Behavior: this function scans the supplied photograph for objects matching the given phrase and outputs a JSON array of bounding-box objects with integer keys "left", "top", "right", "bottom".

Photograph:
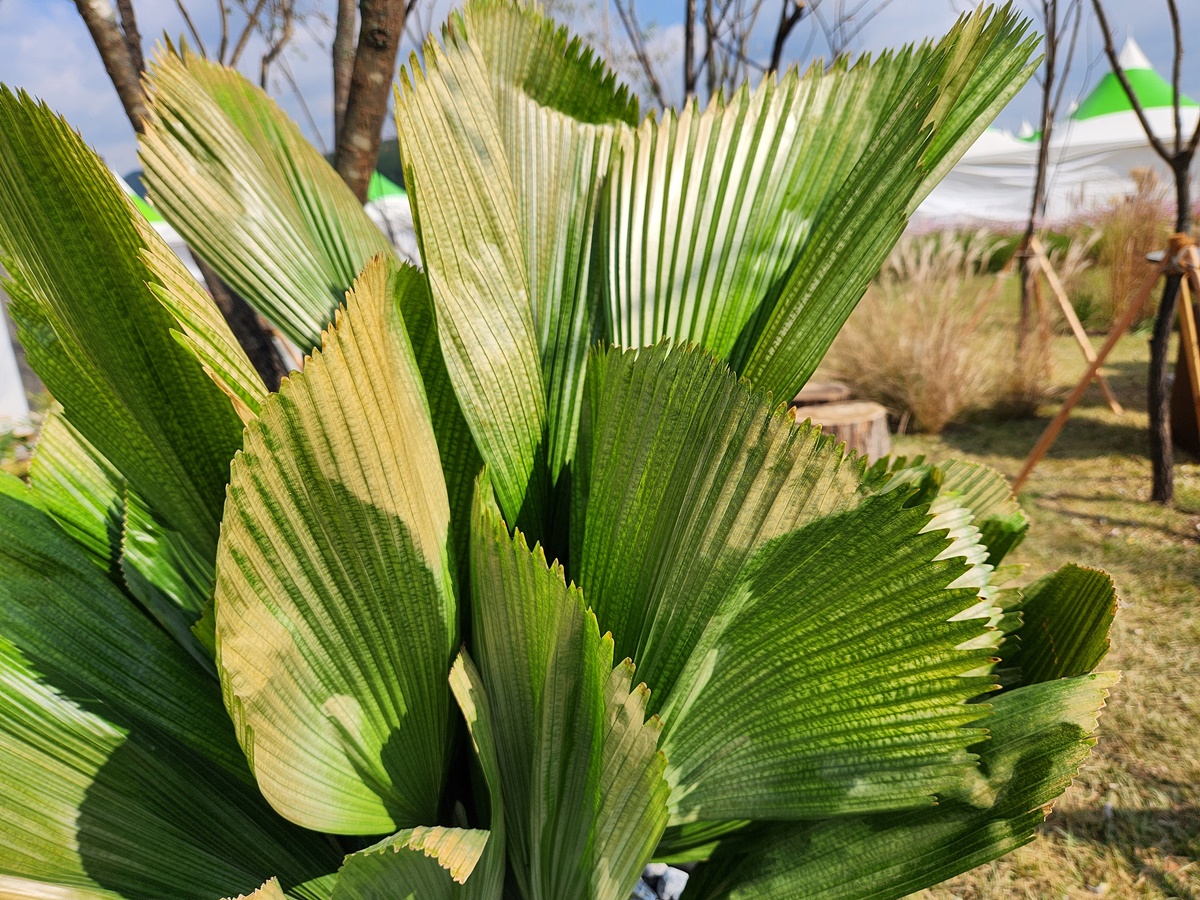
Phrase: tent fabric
[
  {"left": 1073, "top": 69, "right": 1198, "bottom": 120},
  {"left": 368, "top": 171, "right": 406, "bottom": 201},
  {"left": 1073, "top": 39, "right": 1196, "bottom": 120},
  {"left": 0, "top": 289, "right": 29, "bottom": 424},
  {"left": 917, "top": 38, "right": 1197, "bottom": 226}
]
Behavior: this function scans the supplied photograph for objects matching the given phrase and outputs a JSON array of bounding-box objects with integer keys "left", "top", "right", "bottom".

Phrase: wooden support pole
[
  {"left": 1029, "top": 235, "right": 1124, "bottom": 415},
  {"left": 1176, "top": 248, "right": 1200, "bottom": 438},
  {"left": 1013, "top": 255, "right": 1169, "bottom": 492}
]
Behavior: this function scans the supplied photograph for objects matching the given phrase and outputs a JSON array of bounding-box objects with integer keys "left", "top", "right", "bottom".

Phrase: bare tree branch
[
  {"left": 704, "top": 0, "right": 717, "bottom": 95},
  {"left": 821, "top": 0, "right": 892, "bottom": 58},
  {"left": 1048, "top": 0, "right": 1082, "bottom": 119},
  {"left": 1161, "top": 0, "right": 1200, "bottom": 156},
  {"left": 174, "top": 0, "right": 208, "bottom": 57},
  {"left": 611, "top": 0, "right": 668, "bottom": 106},
  {"left": 1091, "top": 0, "right": 1197, "bottom": 505},
  {"left": 73, "top": 0, "right": 148, "bottom": 131},
  {"left": 217, "top": 0, "right": 230, "bottom": 62},
  {"left": 715, "top": 32, "right": 766, "bottom": 75},
  {"left": 229, "top": 0, "right": 268, "bottom": 67},
  {"left": 259, "top": 2, "right": 294, "bottom": 88},
  {"left": 115, "top": 0, "right": 145, "bottom": 73},
  {"left": 1089, "top": 0, "right": 1172, "bottom": 162},
  {"left": 333, "top": 0, "right": 357, "bottom": 141},
  {"left": 769, "top": 0, "right": 807, "bottom": 74},
  {"left": 401, "top": 0, "right": 431, "bottom": 48},
  {"left": 278, "top": 55, "right": 327, "bottom": 153},
  {"left": 1167, "top": 0, "right": 1182, "bottom": 155}
]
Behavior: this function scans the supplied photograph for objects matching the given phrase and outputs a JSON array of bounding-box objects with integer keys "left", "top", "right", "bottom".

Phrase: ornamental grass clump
[
  {"left": 826, "top": 231, "right": 1007, "bottom": 433},
  {"left": 0, "top": 3, "right": 1118, "bottom": 898}
]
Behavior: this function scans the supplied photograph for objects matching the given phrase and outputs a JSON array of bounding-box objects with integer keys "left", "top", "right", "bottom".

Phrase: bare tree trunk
[
  {"left": 259, "top": 6, "right": 295, "bottom": 88},
  {"left": 192, "top": 256, "right": 288, "bottom": 390},
  {"left": 335, "top": 0, "right": 407, "bottom": 203},
  {"left": 1149, "top": 165, "right": 1191, "bottom": 502},
  {"left": 74, "top": 0, "right": 149, "bottom": 131},
  {"left": 334, "top": 0, "right": 358, "bottom": 139},
  {"left": 684, "top": 0, "right": 697, "bottom": 97},
  {"left": 1091, "top": 0, "right": 1200, "bottom": 504}
]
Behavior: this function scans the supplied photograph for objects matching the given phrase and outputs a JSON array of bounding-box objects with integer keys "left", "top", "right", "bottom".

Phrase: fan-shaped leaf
[
  {"left": 683, "top": 672, "right": 1115, "bottom": 899},
  {"left": 572, "top": 343, "right": 863, "bottom": 705},
  {"left": 0, "top": 88, "right": 243, "bottom": 560},
  {"left": 0, "top": 639, "right": 338, "bottom": 900},
  {"left": 1008, "top": 565, "right": 1116, "bottom": 686},
  {"left": 396, "top": 30, "right": 547, "bottom": 527},
  {"left": 471, "top": 477, "right": 668, "bottom": 900},
  {"left": 141, "top": 231, "right": 268, "bottom": 423},
  {"left": 0, "top": 477, "right": 240, "bottom": 776},
  {"left": 332, "top": 828, "right": 492, "bottom": 900},
  {"left": 875, "top": 458, "right": 1028, "bottom": 565},
  {"left": 739, "top": 6, "right": 1038, "bottom": 398},
  {"left": 465, "top": 0, "right": 637, "bottom": 481},
  {"left": 141, "top": 50, "right": 393, "bottom": 350},
  {"left": 215, "top": 257, "right": 456, "bottom": 834},
  {"left": 601, "top": 62, "right": 876, "bottom": 359},
  {"left": 27, "top": 411, "right": 125, "bottom": 577},
  {"left": 658, "top": 488, "right": 996, "bottom": 823},
  {"left": 27, "top": 412, "right": 211, "bottom": 664},
  {"left": 331, "top": 653, "right": 508, "bottom": 900},
  {"left": 0, "top": 487, "right": 339, "bottom": 898},
  {"left": 226, "top": 878, "right": 287, "bottom": 900}
]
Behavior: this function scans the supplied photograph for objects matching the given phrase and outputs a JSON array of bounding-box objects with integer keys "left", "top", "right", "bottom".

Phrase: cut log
[
  {"left": 791, "top": 380, "right": 852, "bottom": 407},
  {"left": 791, "top": 400, "right": 891, "bottom": 461}
]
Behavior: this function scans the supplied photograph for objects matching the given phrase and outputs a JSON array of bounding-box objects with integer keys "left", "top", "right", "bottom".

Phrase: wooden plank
[
  {"left": 1013, "top": 255, "right": 1167, "bottom": 492},
  {"left": 1029, "top": 235, "right": 1124, "bottom": 415}
]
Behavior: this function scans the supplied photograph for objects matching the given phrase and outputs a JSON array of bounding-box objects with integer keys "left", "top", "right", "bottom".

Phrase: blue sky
[{"left": 0, "top": 0, "right": 1198, "bottom": 176}]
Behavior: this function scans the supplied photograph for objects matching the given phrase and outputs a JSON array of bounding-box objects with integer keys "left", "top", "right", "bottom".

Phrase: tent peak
[{"left": 1119, "top": 37, "right": 1152, "bottom": 72}]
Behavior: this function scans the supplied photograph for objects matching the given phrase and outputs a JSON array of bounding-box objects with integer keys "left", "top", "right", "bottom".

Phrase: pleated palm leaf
[{"left": 0, "top": 2, "right": 1118, "bottom": 898}]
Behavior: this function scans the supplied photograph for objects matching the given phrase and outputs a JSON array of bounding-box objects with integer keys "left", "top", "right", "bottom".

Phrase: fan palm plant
[{"left": 0, "top": 2, "right": 1117, "bottom": 898}]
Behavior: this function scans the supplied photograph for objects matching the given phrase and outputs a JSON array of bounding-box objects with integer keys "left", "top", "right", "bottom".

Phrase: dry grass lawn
[{"left": 905, "top": 331, "right": 1200, "bottom": 899}]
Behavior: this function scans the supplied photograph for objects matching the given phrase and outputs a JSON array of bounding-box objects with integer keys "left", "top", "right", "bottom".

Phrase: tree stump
[
  {"left": 791, "top": 380, "right": 852, "bottom": 407},
  {"left": 791, "top": 400, "right": 891, "bottom": 461}
]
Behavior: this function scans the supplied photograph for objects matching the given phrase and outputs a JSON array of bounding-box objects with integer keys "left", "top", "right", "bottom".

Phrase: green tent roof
[
  {"left": 1072, "top": 38, "right": 1198, "bottom": 121},
  {"left": 367, "top": 171, "right": 406, "bottom": 201},
  {"left": 129, "top": 191, "right": 165, "bottom": 223}
]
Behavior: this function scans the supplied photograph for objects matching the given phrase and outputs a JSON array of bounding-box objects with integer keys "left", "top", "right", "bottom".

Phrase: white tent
[
  {"left": 0, "top": 293, "right": 28, "bottom": 426},
  {"left": 916, "top": 38, "right": 1199, "bottom": 225}
]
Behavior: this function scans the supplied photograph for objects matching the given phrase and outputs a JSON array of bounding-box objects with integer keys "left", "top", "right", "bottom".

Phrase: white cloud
[{"left": 0, "top": 2, "right": 140, "bottom": 171}]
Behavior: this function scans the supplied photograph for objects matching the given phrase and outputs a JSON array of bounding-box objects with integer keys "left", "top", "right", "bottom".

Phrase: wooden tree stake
[
  {"left": 1013, "top": 252, "right": 1170, "bottom": 492},
  {"left": 1176, "top": 246, "right": 1200, "bottom": 437},
  {"left": 1029, "top": 235, "right": 1124, "bottom": 414}
]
